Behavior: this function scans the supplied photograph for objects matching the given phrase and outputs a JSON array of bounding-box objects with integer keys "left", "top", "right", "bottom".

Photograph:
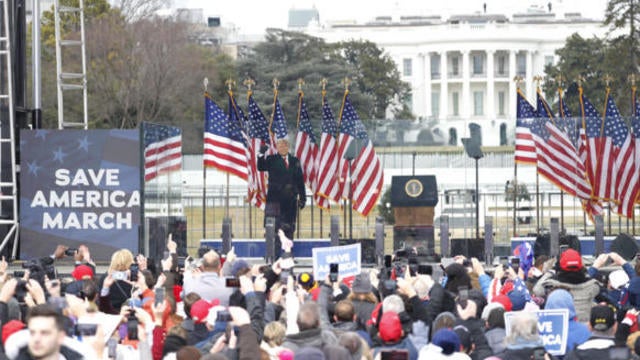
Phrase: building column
[
  {"left": 509, "top": 50, "right": 517, "bottom": 120},
  {"left": 487, "top": 50, "right": 495, "bottom": 120},
  {"left": 462, "top": 50, "right": 470, "bottom": 120},
  {"left": 526, "top": 50, "right": 534, "bottom": 99},
  {"left": 440, "top": 51, "right": 448, "bottom": 122},
  {"left": 423, "top": 53, "right": 431, "bottom": 120}
]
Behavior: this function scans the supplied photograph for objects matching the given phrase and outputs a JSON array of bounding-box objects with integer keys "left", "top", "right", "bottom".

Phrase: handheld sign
[
  {"left": 504, "top": 309, "right": 569, "bottom": 356},
  {"left": 312, "top": 243, "right": 361, "bottom": 280}
]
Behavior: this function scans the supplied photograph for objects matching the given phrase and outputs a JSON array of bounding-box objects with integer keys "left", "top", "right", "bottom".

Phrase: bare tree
[
  {"left": 111, "top": 0, "right": 170, "bottom": 23},
  {"left": 85, "top": 14, "right": 227, "bottom": 130}
]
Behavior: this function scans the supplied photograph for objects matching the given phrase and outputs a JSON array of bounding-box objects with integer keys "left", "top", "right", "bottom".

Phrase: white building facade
[{"left": 305, "top": 12, "right": 610, "bottom": 146}]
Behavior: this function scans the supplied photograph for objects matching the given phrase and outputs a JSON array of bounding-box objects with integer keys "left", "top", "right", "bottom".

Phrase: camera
[
  {"left": 280, "top": 271, "right": 290, "bottom": 284},
  {"left": 15, "top": 280, "right": 28, "bottom": 303},
  {"left": 74, "top": 323, "right": 98, "bottom": 337},
  {"left": 510, "top": 257, "right": 520, "bottom": 273},
  {"left": 225, "top": 278, "right": 240, "bottom": 288},
  {"left": 216, "top": 309, "right": 233, "bottom": 322},
  {"left": 417, "top": 264, "right": 433, "bottom": 275},
  {"left": 129, "top": 263, "right": 139, "bottom": 282},
  {"left": 127, "top": 310, "right": 138, "bottom": 340},
  {"left": 329, "top": 263, "right": 339, "bottom": 283},
  {"left": 65, "top": 248, "right": 78, "bottom": 257}
]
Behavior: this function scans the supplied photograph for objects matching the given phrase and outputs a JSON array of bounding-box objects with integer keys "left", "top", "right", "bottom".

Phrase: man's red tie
[{"left": 284, "top": 156, "right": 288, "bottom": 169}]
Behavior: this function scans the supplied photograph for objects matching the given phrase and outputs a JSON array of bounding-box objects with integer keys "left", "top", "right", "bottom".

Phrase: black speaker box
[
  {"left": 609, "top": 233, "right": 639, "bottom": 261},
  {"left": 451, "top": 238, "right": 484, "bottom": 259},
  {"left": 339, "top": 238, "right": 375, "bottom": 264},
  {"left": 146, "top": 216, "right": 187, "bottom": 263}
]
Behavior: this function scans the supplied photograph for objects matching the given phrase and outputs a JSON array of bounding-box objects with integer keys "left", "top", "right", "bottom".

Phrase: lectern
[{"left": 390, "top": 175, "right": 438, "bottom": 254}]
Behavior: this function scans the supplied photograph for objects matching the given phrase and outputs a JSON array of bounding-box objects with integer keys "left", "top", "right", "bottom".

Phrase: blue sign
[
  {"left": 20, "top": 130, "right": 141, "bottom": 259},
  {"left": 504, "top": 309, "right": 569, "bottom": 356},
  {"left": 312, "top": 243, "right": 361, "bottom": 280}
]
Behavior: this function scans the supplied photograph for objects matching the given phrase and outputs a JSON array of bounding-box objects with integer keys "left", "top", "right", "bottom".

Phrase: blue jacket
[{"left": 544, "top": 289, "right": 591, "bottom": 354}]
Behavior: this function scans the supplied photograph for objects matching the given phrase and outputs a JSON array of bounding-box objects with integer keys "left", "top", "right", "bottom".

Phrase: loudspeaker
[
  {"left": 535, "top": 233, "right": 582, "bottom": 258},
  {"left": 339, "top": 238, "right": 375, "bottom": 264},
  {"left": 147, "top": 216, "right": 187, "bottom": 265},
  {"left": 451, "top": 238, "right": 484, "bottom": 259},
  {"left": 609, "top": 233, "right": 639, "bottom": 261},
  {"left": 534, "top": 233, "right": 550, "bottom": 257}
]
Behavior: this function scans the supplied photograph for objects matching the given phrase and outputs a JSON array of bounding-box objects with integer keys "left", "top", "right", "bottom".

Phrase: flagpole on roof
[
  {"left": 203, "top": 77, "right": 209, "bottom": 240},
  {"left": 513, "top": 75, "right": 524, "bottom": 237}
]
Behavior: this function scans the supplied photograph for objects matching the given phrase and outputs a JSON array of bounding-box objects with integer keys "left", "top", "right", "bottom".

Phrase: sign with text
[
  {"left": 504, "top": 309, "right": 569, "bottom": 356},
  {"left": 312, "top": 243, "right": 361, "bottom": 280},
  {"left": 20, "top": 130, "right": 141, "bottom": 259}
]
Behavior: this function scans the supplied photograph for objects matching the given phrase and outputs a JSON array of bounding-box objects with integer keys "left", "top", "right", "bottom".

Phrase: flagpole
[
  {"left": 224, "top": 79, "right": 236, "bottom": 220},
  {"left": 513, "top": 76, "right": 524, "bottom": 238},
  {"left": 632, "top": 75, "right": 638, "bottom": 236},
  {"left": 297, "top": 79, "right": 304, "bottom": 240},
  {"left": 536, "top": 173, "right": 540, "bottom": 234},
  {"left": 269, "top": 79, "right": 280, "bottom": 149},
  {"left": 202, "top": 79, "right": 209, "bottom": 239}
]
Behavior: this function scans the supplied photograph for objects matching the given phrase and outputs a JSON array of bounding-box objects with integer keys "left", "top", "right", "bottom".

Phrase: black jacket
[
  {"left": 257, "top": 153, "right": 306, "bottom": 227},
  {"left": 15, "top": 345, "right": 83, "bottom": 360}
]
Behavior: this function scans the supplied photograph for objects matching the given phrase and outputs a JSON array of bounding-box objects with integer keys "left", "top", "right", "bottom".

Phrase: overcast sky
[{"left": 171, "top": 0, "right": 608, "bottom": 34}]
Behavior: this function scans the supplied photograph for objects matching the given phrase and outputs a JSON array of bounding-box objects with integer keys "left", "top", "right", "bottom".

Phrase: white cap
[{"left": 609, "top": 269, "right": 630, "bottom": 290}]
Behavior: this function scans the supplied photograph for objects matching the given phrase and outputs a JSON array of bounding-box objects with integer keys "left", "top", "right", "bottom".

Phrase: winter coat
[
  {"left": 533, "top": 271, "right": 600, "bottom": 322},
  {"left": 543, "top": 289, "right": 591, "bottom": 353},
  {"left": 484, "top": 327, "right": 506, "bottom": 354}
]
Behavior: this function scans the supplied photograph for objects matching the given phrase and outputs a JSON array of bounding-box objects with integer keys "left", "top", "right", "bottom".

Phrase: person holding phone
[
  {"left": 182, "top": 249, "right": 233, "bottom": 306},
  {"left": 532, "top": 249, "right": 600, "bottom": 323}
]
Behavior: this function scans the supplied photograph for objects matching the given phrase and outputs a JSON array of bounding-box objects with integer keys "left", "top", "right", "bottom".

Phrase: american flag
[
  {"left": 596, "top": 93, "right": 627, "bottom": 203},
  {"left": 515, "top": 90, "right": 537, "bottom": 165},
  {"left": 316, "top": 96, "right": 340, "bottom": 207},
  {"left": 580, "top": 90, "right": 603, "bottom": 200},
  {"left": 269, "top": 94, "right": 288, "bottom": 150},
  {"left": 143, "top": 122, "right": 182, "bottom": 182},
  {"left": 558, "top": 91, "right": 603, "bottom": 219},
  {"left": 203, "top": 93, "right": 248, "bottom": 181},
  {"left": 294, "top": 93, "right": 328, "bottom": 209},
  {"left": 606, "top": 92, "right": 638, "bottom": 218},
  {"left": 518, "top": 90, "right": 591, "bottom": 199},
  {"left": 338, "top": 93, "right": 383, "bottom": 216},
  {"left": 246, "top": 94, "right": 270, "bottom": 209}
]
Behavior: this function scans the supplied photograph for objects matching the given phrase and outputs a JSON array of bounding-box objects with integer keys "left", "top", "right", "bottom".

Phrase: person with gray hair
[
  {"left": 382, "top": 294, "right": 405, "bottom": 315},
  {"left": 487, "top": 311, "right": 556, "bottom": 360}
]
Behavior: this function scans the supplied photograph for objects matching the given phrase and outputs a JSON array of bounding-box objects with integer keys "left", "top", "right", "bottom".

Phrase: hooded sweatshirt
[{"left": 544, "top": 289, "right": 591, "bottom": 354}]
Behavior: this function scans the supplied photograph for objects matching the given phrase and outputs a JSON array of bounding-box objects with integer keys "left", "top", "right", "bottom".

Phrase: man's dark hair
[
  {"left": 297, "top": 302, "right": 320, "bottom": 331},
  {"left": 183, "top": 292, "right": 201, "bottom": 318},
  {"left": 27, "top": 304, "right": 64, "bottom": 331},
  {"left": 487, "top": 307, "right": 505, "bottom": 329},
  {"left": 81, "top": 279, "right": 98, "bottom": 302},
  {"left": 334, "top": 300, "right": 355, "bottom": 322},
  {"left": 141, "top": 270, "right": 155, "bottom": 289}
]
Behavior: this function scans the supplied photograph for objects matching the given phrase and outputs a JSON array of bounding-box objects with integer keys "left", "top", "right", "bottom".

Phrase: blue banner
[
  {"left": 504, "top": 309, "right": 569, "bottom": 356},
  {"left": 20, "top": 130, "right": 141, "bottom": 259},
  {"left": 312, "top": 243, "right": 361, "bottom": 280}
]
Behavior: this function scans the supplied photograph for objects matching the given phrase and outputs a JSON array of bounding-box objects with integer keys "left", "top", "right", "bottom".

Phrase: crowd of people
[{"left": 1, "top": 236, "right": 640, "bottom": 359}]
